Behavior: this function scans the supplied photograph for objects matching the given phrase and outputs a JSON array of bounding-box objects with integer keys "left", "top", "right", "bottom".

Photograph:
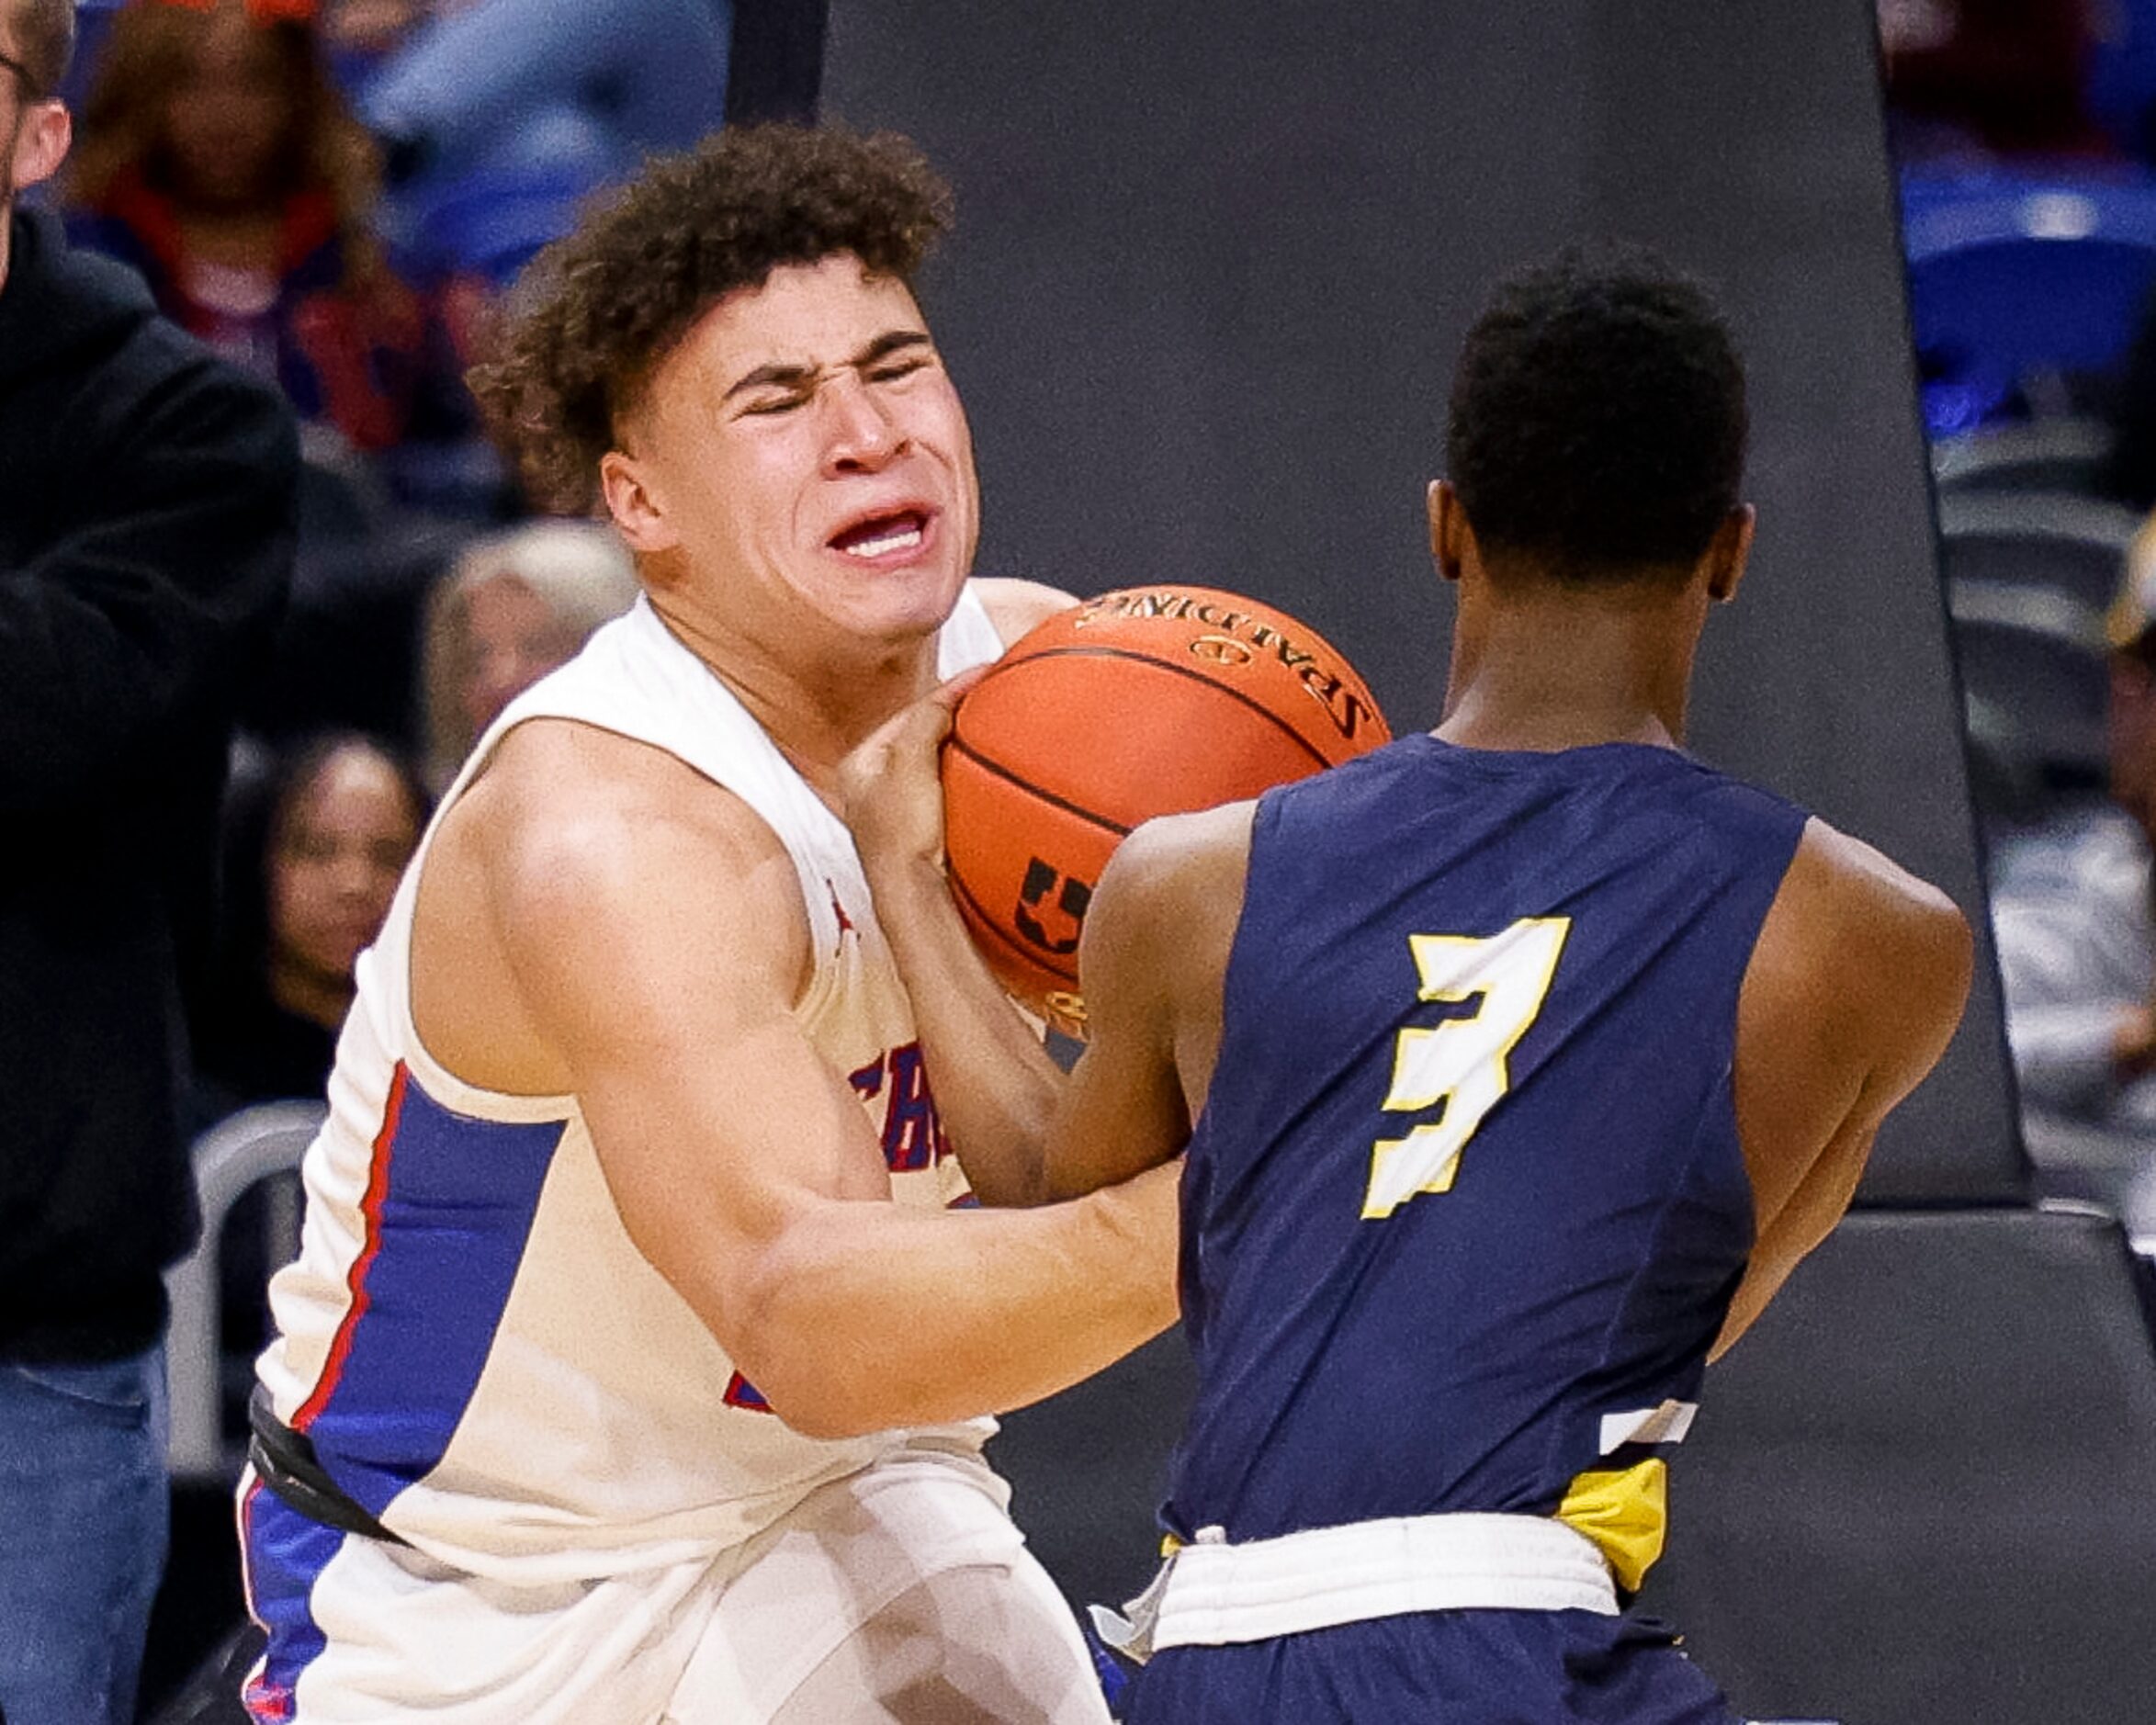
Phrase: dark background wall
[{"left": 819, "top": 0, "right": 2022, "bottom": 1632}]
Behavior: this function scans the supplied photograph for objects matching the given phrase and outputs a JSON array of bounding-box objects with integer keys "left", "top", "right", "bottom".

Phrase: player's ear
[
  {"left": 600, "top": 448, "right": 678, "bottom": 555},
  {"left": 1428, "top": 479, "right": 1469, "bottom": 585},
  {"left": 1702, "top": 504, "right": 1755, "bottom": 604}
]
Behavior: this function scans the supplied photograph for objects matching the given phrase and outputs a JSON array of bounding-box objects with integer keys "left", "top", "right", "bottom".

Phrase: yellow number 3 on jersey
[{"left": 1362, "top": 917, "right": 1571, "bottom": 1220}]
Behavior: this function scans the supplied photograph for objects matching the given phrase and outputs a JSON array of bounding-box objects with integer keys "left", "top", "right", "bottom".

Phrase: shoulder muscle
[
  {"left": 416, "top": 718, "right": 811, "bottom": 1089},
  {"left": 1763, "top": 820, "right": 1971, "bottom": 1071},
  {"left": 1715, "top": 819, "right": 1970, "bottom": 1354},
  {"left": 485, "top": 722, "right": 809, "bottom": 1041},
  {"left": 1734, "top": 818, "right": 1972, "bottom": 1215}
]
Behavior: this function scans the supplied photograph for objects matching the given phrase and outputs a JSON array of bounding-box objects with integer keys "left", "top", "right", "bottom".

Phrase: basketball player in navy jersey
[{"left": 849, "top": 247, "right": 1971, "bottom": 1721}]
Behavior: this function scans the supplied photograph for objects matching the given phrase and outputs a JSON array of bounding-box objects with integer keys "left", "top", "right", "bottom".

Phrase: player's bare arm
[
  {"left": 413, "top": 717, "right": 1179, "bottom": 1438},
  {"left": 841, "top": 590, "right": 1088, "bottom": 1207},
  {"left": 1716, "top": 818, "right": 1973, "bottom": 1356},
  {"left": 1034, "top": 803, "right": 1253, "bottom": 1201}
]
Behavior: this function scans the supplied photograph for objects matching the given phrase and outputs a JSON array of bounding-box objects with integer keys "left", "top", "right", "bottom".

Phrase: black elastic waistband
[{"left": 247, "top": 1385, "right": 410, "bottom": 1548}]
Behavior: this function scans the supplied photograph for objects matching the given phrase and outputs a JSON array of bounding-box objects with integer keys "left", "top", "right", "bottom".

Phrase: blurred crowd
[
  {"left": 0, "top": 7, "right": 703, "bottom": 1709},
  {"left": 190, "top": 517, "right": 636, "bottom": 1129},
  {"left": 37, "top": 0, "right": 694, "bottom": 1135},
  {"left": 1880, "top": 0, "right": 2156, "bottom": 1231}
]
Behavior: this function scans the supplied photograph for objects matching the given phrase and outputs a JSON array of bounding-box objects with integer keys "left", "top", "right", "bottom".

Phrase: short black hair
[
  {"left": 470, "top": 124, "right": 953, "bottom": 514},
  {"left": 1447, "top": 245, "right": 1748, "bottom": 579}
]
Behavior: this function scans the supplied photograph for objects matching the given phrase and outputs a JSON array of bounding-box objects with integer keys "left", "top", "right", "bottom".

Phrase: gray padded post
[
  {"left": 1641, "top": 1207, "right": 2156, "bottom": 1725},
  {"left": 164, "top": 1102, "right": 327, "bottom": 1482}
]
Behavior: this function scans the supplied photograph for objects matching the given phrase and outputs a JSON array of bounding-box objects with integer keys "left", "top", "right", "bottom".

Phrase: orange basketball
[{"left": 943, "top": 584, "right": 1392, "bottom": 1033}]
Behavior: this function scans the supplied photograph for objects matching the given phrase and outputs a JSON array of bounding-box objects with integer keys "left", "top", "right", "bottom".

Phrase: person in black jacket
[{"left": 0, "top": 6, "right": 296, "bottom": 1722}]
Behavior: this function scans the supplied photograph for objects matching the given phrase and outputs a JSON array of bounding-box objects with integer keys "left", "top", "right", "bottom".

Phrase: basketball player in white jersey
[{"left": 239, "top": 127, "right": 1176, "bottom": 1723}]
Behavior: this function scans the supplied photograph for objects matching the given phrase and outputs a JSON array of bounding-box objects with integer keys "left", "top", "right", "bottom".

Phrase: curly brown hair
[{"left": 469, "top": 125, "right": 955, "bottom": 515}]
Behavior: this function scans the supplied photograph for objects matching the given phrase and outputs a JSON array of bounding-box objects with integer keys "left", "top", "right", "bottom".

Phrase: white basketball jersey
[{"left": 256, "top": 588, "right": 1010, "bottom": 1584}]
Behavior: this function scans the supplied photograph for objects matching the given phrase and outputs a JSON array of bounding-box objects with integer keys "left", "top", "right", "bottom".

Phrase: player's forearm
[
  {"left": 729, "top": 1161, "right": 1180, "bottom": 1438},
  {"left": 864, "top": 853, "right": 1066, "bottom": 1205},
  {"left": 1713, "top": 1122, "right": 1873, "bottom": 1360}
]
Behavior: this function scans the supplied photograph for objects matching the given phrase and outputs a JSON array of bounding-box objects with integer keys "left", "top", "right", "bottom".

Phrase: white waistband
[{"left": 1101, "top": 1512, "right": 1619, "bottom": 1657}]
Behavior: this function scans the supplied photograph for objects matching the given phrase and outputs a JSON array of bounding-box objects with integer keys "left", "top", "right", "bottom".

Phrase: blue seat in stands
[
  {"left": 1902, "top": 175, "right": 2156, "bottom": 431},
  {"left": 403, "top": 161, "right": 609, "bottom": 288}
]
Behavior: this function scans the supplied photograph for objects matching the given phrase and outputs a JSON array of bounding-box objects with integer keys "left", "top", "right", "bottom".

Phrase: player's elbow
[
  {"left": 759, "top": 1377, "right": 882, "bottom": 1442},
  {"left": 722, "top": 1243, "right": 918, "bottom": 1440},
  {"left": 734, "top": 1353, "right": 934, "bottom": 1442}
]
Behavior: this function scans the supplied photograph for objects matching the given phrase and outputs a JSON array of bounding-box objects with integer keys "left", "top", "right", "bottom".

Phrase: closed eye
[
  {"left": 867, "top": 355, "right": 932, "bottom": 384},
  {"left": 739, "top": 391, "right": 810, "bottom": 417}
]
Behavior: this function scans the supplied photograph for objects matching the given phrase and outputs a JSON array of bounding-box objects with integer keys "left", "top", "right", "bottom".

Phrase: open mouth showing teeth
[{"left": 831, "top": 511, "right": 928, "bottom": 559}]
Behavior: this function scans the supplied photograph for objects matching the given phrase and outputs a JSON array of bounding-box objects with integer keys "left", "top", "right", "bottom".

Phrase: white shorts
[{"left": 239, "top": 1448, "right": 1110, "bottom": 1723}]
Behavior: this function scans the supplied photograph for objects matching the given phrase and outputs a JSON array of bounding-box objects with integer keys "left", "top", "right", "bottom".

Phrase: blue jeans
[{"left": 0, "top": 1346, "right": 170, "bottom": 1725}]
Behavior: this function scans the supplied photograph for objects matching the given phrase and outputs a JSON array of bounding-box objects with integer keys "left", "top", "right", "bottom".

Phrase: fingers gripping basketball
[{"left": 943, "top": 586, "right": 1392, "bottom": 1030}]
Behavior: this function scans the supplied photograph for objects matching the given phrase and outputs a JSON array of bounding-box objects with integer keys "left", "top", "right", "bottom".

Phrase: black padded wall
[{"left": 821, "top": 0, "right": 2019, "bottom": 1205}]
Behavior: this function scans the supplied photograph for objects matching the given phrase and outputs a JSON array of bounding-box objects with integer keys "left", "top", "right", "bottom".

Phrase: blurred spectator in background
[
  {"left": 419, "top": 518, "right": 636, "bottom": 789},
  {"left": 190, "top": 734, "right": 423, "bottom": 1462},
  {"left": 1880, "top": 0, "right": 2111, "bottom": 163},
  {"left": 1991, "top": 518, "right": 2156, "bottom": 1141},
  {"left": 322, "top": 0, "right": 433, "bottom": 63},
  {"left": 194, "top": 734, "right": 427, "bottom": 1120},
  {"left": 350, "top": 0, "right": 730, "bottom": 194},
  {"left": 62, "top": 0, "right": 463, "bottom": 455},
  {"left": 0, "top": 1, "right": 296, "bottom": 1718}
]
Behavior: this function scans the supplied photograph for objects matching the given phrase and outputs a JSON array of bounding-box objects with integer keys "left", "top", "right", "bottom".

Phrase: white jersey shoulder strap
[{"left": 415, "top": 582, "right": 1010, "bottom": 1013}]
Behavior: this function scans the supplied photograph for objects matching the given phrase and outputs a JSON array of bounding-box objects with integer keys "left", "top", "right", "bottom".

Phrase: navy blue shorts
[{"left": 1120, "top": 1608, "right": 1738, "bottom": 1724}]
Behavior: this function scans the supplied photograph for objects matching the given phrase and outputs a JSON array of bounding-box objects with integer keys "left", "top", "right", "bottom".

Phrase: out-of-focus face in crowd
[
  {"left": 422, "top": 521, "right": 638, "bottom": 787},
  {"left": 267, "top": 739, "right": 423, "bottom": 1017},
  {"left": 458, "top": 570, "right": 589, "bottom": 740},
  {"left": 72, "top": 0, "right": 366, "bottom": 233},
  {"left": 161, "top": 2, "right": 294, "bottom": 211}
]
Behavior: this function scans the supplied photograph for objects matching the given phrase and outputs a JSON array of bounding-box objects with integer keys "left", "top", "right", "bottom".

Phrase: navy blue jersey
[{"left": 1163, "top": 735, "right": 1808, "bottom": 1593}]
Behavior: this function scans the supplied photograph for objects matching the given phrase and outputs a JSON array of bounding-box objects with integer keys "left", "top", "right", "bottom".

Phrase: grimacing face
[{"left": 603, "top": 254, "right": 982, "bottom": 657}]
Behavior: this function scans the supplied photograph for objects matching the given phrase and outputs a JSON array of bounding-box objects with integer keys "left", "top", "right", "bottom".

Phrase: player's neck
[
  {"left": 649, "top": 591, "right": 940, "bottom": 800},
  {"left": 1436, "top": 583, "right": 1700, "bottom": 753}
]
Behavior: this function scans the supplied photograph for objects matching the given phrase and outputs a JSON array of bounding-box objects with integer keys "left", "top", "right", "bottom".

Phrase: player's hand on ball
[{"left": 838, "top": 667, "right": 990, "bottom": 882}]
